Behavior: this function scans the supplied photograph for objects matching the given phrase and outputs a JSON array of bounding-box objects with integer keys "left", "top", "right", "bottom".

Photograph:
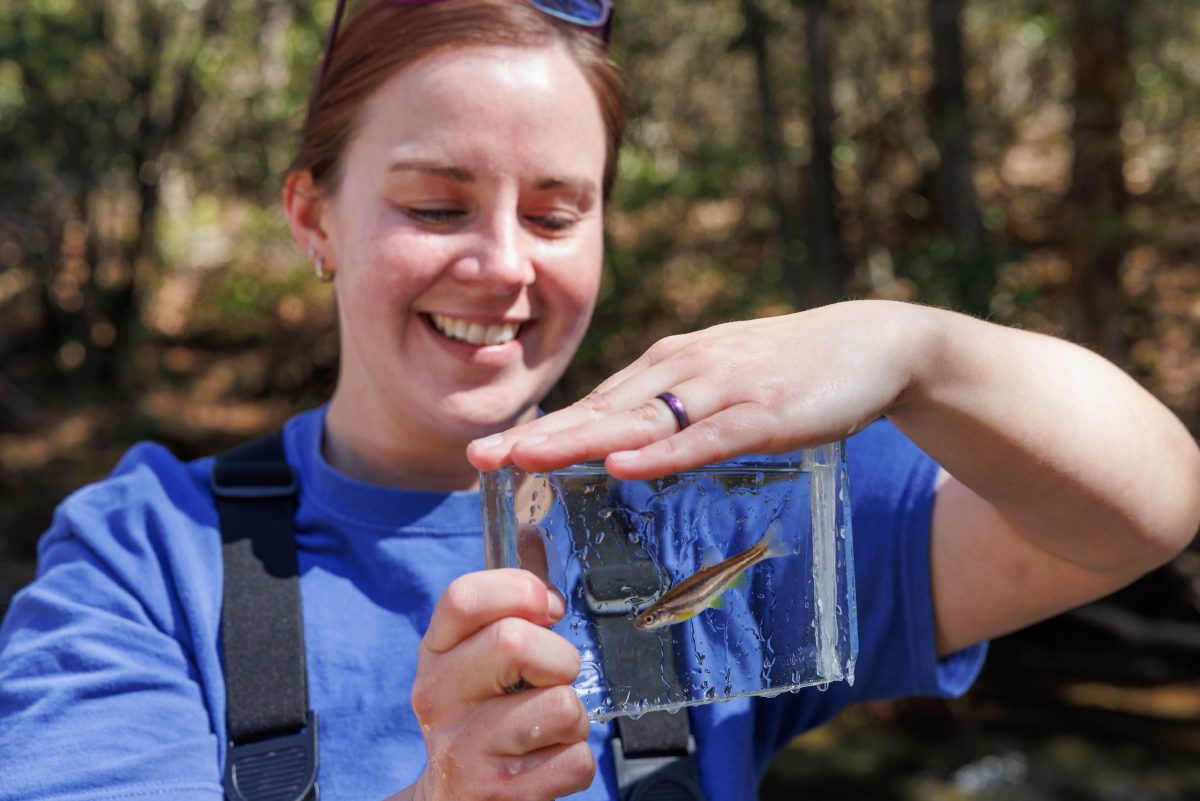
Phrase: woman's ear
[{"left": 283, "top": 170, "right": 333, "bottom": 267}]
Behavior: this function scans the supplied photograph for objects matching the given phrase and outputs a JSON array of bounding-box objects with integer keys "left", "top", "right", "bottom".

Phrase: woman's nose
[{"left": 453, "top": 213, "right": 535, "bottom": 292}]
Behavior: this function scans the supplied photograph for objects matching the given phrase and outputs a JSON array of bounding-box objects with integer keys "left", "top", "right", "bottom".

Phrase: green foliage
[{"left": 0, "top": 0, "right": 1196, "bottom": 421}]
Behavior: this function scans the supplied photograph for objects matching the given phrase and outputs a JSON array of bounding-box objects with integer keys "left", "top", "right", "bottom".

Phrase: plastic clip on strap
[
  {"left": 211, "top": 433, "right": 318, "bottom": 801},
  {"left": 568, "top": 498, "right": 707, "bottom": 801}
]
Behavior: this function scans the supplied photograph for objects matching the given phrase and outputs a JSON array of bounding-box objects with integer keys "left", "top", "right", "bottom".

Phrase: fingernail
[
  {"left": 472, "top": 434, "right": 504, "bottom": 450},
  {"left": 546, "top": 587, "right": 566, "bottom": 619},
  {"left": 609, "top": 450, "right": 640, "bottom": 463},
  {"left": 517, "top": 435, "right": 548, "bottom": 448}
]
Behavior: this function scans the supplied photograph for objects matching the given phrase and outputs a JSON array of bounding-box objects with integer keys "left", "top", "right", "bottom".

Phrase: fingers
[
  {"left": 495, "top": 741, "right": 595, "bottom": 799},
  {"left": 603, "top": 402, "right": 788, "bottom": 479},
  {"left": 478, "top": 688, "right": 594, "bottom": 794},
  {"left": 413, "top": 574, "right": 596, "bottom": 801},
  {"left": 484, "top": 684, "right": 591, "bottom": 756},
  {"left": 467, "top": 404, "right": 607, "bottom": 470},
  {"left": 424, "top": 568, "right": 564, "bottom": 654},
  {"left": 507, "top": 376, "right": 725, "bottom": 473},
  {"left": 419, "top": 614, "right": 581, "bottom": 707},
  {"left": 472, "top": 370, "right": 708, "bottom": 472},
  {"left": 415, "top": 685, "right": 595, "bottom": 800},
  {"left": 467, "top": 337, "right": 702, "bottom": 472}
]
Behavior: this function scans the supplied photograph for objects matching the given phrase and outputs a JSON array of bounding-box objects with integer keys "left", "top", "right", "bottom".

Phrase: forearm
[{"left": 888, "top": 305, "right": 1200, "bottom": 576}]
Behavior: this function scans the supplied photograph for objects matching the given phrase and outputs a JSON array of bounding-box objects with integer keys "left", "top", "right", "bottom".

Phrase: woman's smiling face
[{"left": 311, "top": 43, "right": 607, "bottom": 474}]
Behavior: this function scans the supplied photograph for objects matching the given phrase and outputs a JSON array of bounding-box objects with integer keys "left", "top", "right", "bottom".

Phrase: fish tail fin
[
  {"left": 700, "top": 546, "right": 723, "bottom": 569},
  {"left": 758, "top": 519, "right": 790, "bottom": 559}
]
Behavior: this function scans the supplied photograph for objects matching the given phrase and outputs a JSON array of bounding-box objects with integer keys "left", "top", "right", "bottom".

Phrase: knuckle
[
  {"left": 515, "top": 571, "right": 545, "bottom": 613},
  {"left": 628, "top": 402, "right": 664, "bottom": 429},
  {"left": 547, "top": 685, "right": 585, "bottom": 733},
  {"left": 579, "top": 389, "right": 616, "bottom": 415},
  {"left": 441, "top": 576, "right": 479, "bottom": 620},
  {"left": 410, "top": 676, "right": 438, "bottom": 725},
  {"left": 493, "top": 616, "right": 530, "bottom": 659},
  {"left": 691, "top": 418, "right": 726, "bottom": 447},
  {"left": 561, "top": 741, "right": 596, "bottom": 788},
  {"left": 646, "top": 332, "right": 689, "bottom": 360},
  {"left": 643, "top": 338, "right": 673, "bottom": 362}
]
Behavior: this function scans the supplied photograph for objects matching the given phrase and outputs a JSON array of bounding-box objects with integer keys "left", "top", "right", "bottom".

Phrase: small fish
[{"left": 633, "top": 520, "right": 790, "bottom": 630}]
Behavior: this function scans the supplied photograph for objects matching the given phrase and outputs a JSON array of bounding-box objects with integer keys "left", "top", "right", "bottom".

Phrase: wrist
[{"left": 877, "top": 300, "right": 952, "bottom": 421}]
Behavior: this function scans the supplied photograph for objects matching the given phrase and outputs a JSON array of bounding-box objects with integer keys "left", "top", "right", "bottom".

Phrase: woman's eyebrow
[
  {"left": 536, "top": 176, "right": 598, "bottom": 197},
  {"left": 387, "top": 159, "right": 474, "bottom": 182},
  {"left": 386, "top": 160, "right": 597, "bottom": 199}
]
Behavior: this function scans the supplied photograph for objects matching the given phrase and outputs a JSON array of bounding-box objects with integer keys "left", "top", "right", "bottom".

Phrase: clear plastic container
[{"left": 479, "top": 443, "right": 856, "bottom": 722}]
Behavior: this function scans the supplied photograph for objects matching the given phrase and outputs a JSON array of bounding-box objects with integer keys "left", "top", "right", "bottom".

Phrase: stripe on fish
[{"left": 633, "top": 520, "right": 790, "bottom": 630}]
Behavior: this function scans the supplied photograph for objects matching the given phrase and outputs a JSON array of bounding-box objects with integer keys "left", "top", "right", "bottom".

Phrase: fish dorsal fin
[{"left": 700, "top": 546, "right": 723, "bottom": 569}]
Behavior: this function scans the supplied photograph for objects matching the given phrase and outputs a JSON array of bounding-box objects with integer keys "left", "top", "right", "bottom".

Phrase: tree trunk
[
  {"left": 927, "top": 0, "right": 990, "bottom": 316},
  {"left": 1064, "top": 0, "right": 1131, "bottom": 360},
  {"left": 739, "top": 0, "right": 802, "bottom": 296},
  {"left": 798, "top": 0, "right": 848, "bottom": 309}
]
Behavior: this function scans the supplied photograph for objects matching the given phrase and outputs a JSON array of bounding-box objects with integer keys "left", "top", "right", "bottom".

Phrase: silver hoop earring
[{"left": 308, "top": 246, "right": 334, "bottom": 283}]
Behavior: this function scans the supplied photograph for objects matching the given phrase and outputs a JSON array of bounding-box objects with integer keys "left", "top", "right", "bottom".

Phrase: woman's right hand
[{"left": 398, "top": 568, "right": 594, "bottom": 801}]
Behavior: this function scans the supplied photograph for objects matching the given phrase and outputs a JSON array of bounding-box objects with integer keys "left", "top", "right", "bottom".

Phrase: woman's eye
[
  {"left": 528, "top": 213, "right": 576, "bottom": 233},
  {"left": 406, "top": 207, "right": 464, "bottom": 223}
]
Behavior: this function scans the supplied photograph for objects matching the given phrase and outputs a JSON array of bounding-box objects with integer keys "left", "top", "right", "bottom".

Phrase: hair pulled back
[{"left": 290, "top": 0, "right": 626, "bottom": 197}]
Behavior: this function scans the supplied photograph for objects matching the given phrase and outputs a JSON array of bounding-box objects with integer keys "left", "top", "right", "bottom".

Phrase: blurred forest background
[{"left": 1, "top": 0, "right": 1199, "bottom": 798}]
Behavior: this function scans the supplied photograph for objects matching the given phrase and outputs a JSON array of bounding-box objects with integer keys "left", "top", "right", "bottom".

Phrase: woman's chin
[{"left": 439, "top": 383, "right": 548, "bottom": 432}]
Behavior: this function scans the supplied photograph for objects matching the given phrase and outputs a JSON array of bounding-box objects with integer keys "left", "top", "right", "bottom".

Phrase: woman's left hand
[
  {"left": 470, "top": 298, "right": 1200, "bottom": 659},
  {"left": 469, "top": 300, "right": 926, "bottom": 479}
]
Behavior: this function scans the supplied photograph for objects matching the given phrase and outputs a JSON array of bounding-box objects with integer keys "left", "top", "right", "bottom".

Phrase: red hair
[{"left": 290, "top": 0, "right": 626, "bottom": 197}]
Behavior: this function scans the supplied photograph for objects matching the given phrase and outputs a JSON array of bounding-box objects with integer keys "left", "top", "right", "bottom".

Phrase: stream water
[{"left": 761, "top": 706, "right": 1200, "bottom": 801}]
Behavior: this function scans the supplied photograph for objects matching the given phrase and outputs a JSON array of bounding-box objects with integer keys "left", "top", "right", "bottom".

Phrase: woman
[
  {"left": 1, "top": 4, "right": 1197, "bottom": 801},
  {"left": 2, "top": 2, "right": 613, "bottom": 799}
]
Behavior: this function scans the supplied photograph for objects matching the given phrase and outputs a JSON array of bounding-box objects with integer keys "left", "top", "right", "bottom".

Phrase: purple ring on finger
[{"left": 656, "top": 391, "right": 691, "bottom": 431}]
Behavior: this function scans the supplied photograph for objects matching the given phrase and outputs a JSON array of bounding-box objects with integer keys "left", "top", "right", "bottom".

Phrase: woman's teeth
[{"left": 430, "top": 314, "right": 520, "bottom": 346}]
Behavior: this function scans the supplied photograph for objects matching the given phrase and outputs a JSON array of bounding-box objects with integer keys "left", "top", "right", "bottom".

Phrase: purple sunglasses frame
[{"left": 316, "top": 0, "right": 614, "bottom": 90}]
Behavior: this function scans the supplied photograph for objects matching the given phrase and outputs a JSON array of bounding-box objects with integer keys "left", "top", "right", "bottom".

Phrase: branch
[{"left": 1068, "top": 602, "right": 1200, "bottom": 653}]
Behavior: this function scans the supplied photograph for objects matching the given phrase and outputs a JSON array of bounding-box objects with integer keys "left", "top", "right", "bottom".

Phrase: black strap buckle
[
  {"left": 225, "top": 711, "right": 319, "bottom": 801},
  {"left": 613, "top": 733, "right": 705, "bottom": 801}
]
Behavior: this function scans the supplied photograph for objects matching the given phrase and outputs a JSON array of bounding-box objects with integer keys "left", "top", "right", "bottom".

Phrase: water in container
[{"left": 479, "top": 442, "right": 856, "bottom": 722}]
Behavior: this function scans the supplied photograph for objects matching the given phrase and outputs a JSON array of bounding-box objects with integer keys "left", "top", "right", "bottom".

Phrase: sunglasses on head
[{"left": 317, "top": 0, "right": 614, "bottom": 90}]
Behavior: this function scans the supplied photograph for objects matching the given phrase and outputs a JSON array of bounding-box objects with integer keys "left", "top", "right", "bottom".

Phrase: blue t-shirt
[{"left": 0, "top": 407, "right": 984, "bottom": 801}]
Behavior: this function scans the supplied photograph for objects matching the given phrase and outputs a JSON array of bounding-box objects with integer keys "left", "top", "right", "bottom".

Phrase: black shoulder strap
[
  {"left": 211, "top": 432, "right": 319, "bottom": 801},
  {"left": 565, "top": 487, "right": 707, "bottom": 801}
]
